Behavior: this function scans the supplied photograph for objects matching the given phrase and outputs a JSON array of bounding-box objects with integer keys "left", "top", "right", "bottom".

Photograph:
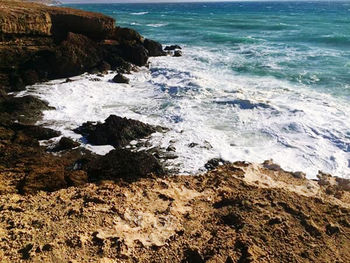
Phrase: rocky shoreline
[{"left": 0, "top": 1, "right": 350, "bottom": 262}]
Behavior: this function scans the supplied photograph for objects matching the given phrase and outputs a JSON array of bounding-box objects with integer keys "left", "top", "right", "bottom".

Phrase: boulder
[
  {"left": 87, "top": 149, "right": 165, "bottom": 182},
  {"left": 52, "top": 137, "right": 80, "bottom": 152},
  {"left": 73, "top": 115, "right": 157, "bottom": 148},
  {"left": 112, "top": 73, "right": 129, "bottom": 84},
  {"left": 143, "top": 39, "right": 165, "bottom": 57}
]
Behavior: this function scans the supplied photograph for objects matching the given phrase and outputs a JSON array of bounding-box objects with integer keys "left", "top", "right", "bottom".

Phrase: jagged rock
[
  {"left": 112, "top": 73, "right": 129, "bottom": 84},
  {"left": 52, "top": 137, "right": 80, "bottom": 152},
  {"left": 144, "top": 39, "right": 165, "bottom": 56},
  {"left": 73, "top": 115, "right": 157, "bottom": 148},
  {"left": 205, "top": 158, "right": 230, "bottom": 170},
  {"left": 87, "top": 149, "right": 165, "bottom": 182},
  {"left": 174, "top": 50, "right": 182, "bottom": 57},
  {"left": 164, "top": 45, "right": 182, "bottom": 51}
]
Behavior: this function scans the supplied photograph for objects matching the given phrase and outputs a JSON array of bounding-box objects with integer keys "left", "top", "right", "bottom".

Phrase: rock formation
[{"left": 0, "top": 0, "right": 164, "bottom": 91}]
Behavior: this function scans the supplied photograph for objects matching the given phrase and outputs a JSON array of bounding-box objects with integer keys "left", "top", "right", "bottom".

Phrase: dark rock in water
[
  {"left": 166, "top": 145, "right": 176, "bottom": 152},
  {"left": 11, "top": 123, "right": 61, "bottom": 140},
  {"left": 89, "top": 78, "right": 101, "bottom": 82},
  {"left": 87, "top": 149, "right": 165, "bottom": 182},
  {"left": 164, "top": 45, "right": 182, "bottom": 51},
  {"left": 205, "top": 158, "right": 230, "bottom": 171},
  {"left": 74, "top": 115, "right": 157, "bottom": 148},
  {"left": 111, "top": 57, "right": 132, "bottom": 74},
  {"left": 52, "top": 137, "right": 80, "bottom": 152},
  {"left": 112, "top": 73, "right": 129, "bottom": 84},
  {"left": 174, "top": 50, "right": 182, "bottom": 57},
  {"left": 143, "top": 39, "right": 165, "bottom": 57}
]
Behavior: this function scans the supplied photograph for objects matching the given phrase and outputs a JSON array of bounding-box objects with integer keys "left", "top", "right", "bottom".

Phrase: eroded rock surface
[{"left": 0, "top": 163, "right": 350, "bottom": 262}]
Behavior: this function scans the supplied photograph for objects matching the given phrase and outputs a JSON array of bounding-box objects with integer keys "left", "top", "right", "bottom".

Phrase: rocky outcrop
[
  {"left": 0, "top": 0, "right": 165, "bottom": 91},
  {"left": 74, "top": 115, "right": 159, "bottom": 148}
]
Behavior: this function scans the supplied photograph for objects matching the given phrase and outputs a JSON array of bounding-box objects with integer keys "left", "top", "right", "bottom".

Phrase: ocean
[{"left": 23, "top": 1, "right": 350, "bottom": 178}]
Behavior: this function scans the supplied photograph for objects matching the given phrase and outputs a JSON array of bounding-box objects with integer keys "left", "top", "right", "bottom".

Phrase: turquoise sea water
[{"left": 33, "top": 2, "right": 350, "bottom": 177}]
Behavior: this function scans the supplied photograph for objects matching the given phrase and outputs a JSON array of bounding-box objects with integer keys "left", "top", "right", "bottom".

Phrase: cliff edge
[{"left": 0, "top": 0, "right": 164, "bottom": 91}]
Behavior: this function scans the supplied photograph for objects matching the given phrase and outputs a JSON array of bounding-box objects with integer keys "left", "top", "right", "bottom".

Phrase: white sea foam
[
  {"left": 130, "top": 12, "right": 148, "bottom": 15},
  {"left": 146, "top": 23, "right": 168, "bottom": 28},
  {"left": 21, "top": 46, "right": 350, "bottom": 179}
]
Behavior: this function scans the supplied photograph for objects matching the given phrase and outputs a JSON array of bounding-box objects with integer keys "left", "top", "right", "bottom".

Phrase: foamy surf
[{"left": 21, "top": 45, "right": 350, "bottom": 178}]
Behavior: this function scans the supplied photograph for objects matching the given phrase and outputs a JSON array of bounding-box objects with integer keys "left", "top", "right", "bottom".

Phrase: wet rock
[
  {"left": 87, "top": 149, "right": 165, "bottom": 182},
  {"left": 89, "top": 78, "right": 101, "bottom": 81},
  {"left": 74, "top": 115, "right": 157, "bottom": 148},
  {"left": 112, "top": 73, "right": 129, "bottom": 84},
  {"left": 112, "top": 58, "right": 132, "bottom": 74},
  {"left": 164, "top": 45, "right": 182, "bottom": 51},
  {"left": 52, "top": 137, "right": 80, "bottom": 152},
  {"left": 174, "top": 50, "right": 182, "bottom": 57},
  {"left": 166, "top": 145, "right": 176, "bottom": 152},
  {"left": 205, "top": 158, "right": 230, "bottom": 170},
  {"left": 143, "top": 39, "right": 165, "bottom": 56}
]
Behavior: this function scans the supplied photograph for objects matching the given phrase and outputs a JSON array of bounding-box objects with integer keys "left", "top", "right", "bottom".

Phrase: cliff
[{"left": 0, "top": 0, "right": 164, "bottom": 91}]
